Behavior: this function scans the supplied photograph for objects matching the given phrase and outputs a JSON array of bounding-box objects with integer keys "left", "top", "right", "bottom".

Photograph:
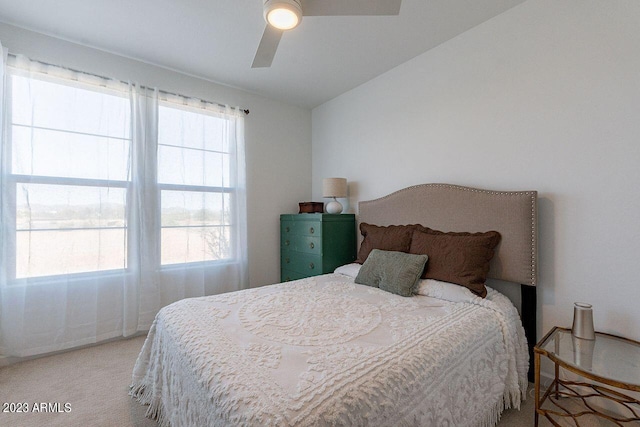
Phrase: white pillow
[
  {"left": 415, "top": 278, "right": 478, "bottom": 303},
  {"left": 337, "top": 265, "right": 479, "bottom": 303},
  {"left": 334, "top": 263, "right": 362, "bottom": 278}
]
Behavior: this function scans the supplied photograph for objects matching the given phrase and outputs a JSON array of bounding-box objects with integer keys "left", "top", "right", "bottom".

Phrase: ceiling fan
[{"left": 252, "top": 0, "right": 402, "bottom": 68}]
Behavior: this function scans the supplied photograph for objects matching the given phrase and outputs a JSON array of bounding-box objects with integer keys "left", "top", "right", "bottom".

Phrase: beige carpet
[
  {"left": 0, "top": 336, "right": 155, "bottom": 427},
  {"left": 0, "top": 336, "right": 611, "bottom": 427}
]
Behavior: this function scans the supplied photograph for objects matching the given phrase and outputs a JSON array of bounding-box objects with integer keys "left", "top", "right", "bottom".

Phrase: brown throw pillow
[
  {"left": 409, "top": 228, "right": 501, "bottom": 298},
  {"left": 356, "top": 223, "right": 414, "bottom": 264}
]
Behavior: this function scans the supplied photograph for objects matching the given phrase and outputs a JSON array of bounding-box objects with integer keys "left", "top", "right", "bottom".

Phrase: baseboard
[{"left": 0, "top": 332, "right": 148, "bottom": 368}]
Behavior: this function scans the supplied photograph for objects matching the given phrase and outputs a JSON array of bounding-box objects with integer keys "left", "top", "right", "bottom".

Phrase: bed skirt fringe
[
  {"left": 129, "top": 382, "right": 170, "bottom": 427},
  {"left": 480, "top": 382, "right": 525, "bottom": 427}
]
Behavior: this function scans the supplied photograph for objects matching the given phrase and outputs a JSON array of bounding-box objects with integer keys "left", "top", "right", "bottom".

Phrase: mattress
[{"left": 131, "top": 272, "right": 528, "bottom": 427}]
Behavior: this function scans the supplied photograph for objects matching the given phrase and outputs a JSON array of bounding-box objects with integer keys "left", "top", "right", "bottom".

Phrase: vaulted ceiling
[{"left": 0, "top": 0, "right": 526, "bottom": 108}]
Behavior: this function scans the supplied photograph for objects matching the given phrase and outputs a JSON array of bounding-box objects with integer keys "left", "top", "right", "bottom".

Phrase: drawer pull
[
  {"left": 309, "top": 242, "right": 315, "bottom": 249},
  {"left": 285, "top": 226, "right": 290, "bottom": 232},
  {"left": 309, "top": 263, "right": 315, "bottom": 270},
  {"left": 309, "top": 227, "right": 315, "bottom": 234},
  {"left": 285, "top": 240, "right": 290, "bottom": 246},
  {"left": 285, "top": 258, "right": 290, "bottom": 264}
]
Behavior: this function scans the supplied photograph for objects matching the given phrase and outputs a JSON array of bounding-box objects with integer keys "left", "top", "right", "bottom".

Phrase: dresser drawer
[
  {"left": 281, "top": 220, "right": 320, "bottom": 239},
  {"left": 281, "top": 251, "right": 322, "bottom": 275},
  {"left": 281, "top": 235, "right": 322, "bottom": 255},
  {"left": 281, "top": 269, "right": 308, "bottom": 282},
  {"left": 292, "top": 221, "right": 320, "bottom": 236},
  {"left": 281, "top": 220, "right": 294, "bottom": 237},
  {"left": 295, "top": 235, "right": 322, "bottom": 255}
]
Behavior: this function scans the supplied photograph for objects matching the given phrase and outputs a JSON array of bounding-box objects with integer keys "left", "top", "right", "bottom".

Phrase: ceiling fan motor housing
[{"left": 264, "top": 0, "right": 303, "bottom": 30}]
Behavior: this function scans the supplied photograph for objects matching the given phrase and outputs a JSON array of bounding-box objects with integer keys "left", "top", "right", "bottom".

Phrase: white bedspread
[{"left": 131, "top": 274, "right": 528, "bottom": 427}]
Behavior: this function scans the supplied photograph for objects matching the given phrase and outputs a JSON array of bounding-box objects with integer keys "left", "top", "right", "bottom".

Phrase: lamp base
[{"left": 325, "top": 199, "right": 343, "bottom": 214}]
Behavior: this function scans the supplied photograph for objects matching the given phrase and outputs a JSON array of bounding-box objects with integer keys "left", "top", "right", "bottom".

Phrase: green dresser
[{"left": 280, "top": 213, "right": 356, "bottom": 282}]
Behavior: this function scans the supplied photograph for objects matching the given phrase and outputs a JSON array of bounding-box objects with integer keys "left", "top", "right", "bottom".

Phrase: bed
[{"left": 131, "top": 183, "right": 538, "bottom": 427}]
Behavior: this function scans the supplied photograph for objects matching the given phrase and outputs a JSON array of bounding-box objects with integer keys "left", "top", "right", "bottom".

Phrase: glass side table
[{"left": 534, "top": 326, "right": 640, "bottom": 426}]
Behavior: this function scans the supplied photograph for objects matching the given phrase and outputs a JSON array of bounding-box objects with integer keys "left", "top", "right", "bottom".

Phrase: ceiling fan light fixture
[{"left": 264, "top": 0, "right": 302, "bottom": 30}]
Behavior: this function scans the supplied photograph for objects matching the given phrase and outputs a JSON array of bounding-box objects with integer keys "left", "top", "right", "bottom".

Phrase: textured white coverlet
[{"left": 131, "top": 273, "right": 528, "bottom": 427}]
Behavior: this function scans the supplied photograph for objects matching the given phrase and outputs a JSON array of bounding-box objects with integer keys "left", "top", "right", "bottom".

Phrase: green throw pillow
[{"left": 355, "top": 249, "right": 429, "bottom": 297}]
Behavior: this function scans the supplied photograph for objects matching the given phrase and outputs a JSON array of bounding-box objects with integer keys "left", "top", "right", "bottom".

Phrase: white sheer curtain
[{"left": 0, "top": 49, "right": 248, "bottom": 359}]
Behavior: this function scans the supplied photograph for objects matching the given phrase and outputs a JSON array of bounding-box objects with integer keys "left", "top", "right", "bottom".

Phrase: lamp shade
[{"left": 323, "top": 178, "right": 347, "bottom": 198}]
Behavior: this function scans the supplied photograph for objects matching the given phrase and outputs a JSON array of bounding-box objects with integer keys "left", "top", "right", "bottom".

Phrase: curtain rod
[{"left": 7, "top": 53, "right": 250, "bottom": 115}]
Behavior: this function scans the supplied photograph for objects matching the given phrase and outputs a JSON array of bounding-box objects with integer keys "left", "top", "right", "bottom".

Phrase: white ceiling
[{"left": 0, "top": 0, "right": 525, "bottom": 109}]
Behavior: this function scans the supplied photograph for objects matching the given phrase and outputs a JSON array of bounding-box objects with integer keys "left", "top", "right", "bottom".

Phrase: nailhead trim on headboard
[{"left": 358, "top": 183, "right": 538, "bottom": 287}]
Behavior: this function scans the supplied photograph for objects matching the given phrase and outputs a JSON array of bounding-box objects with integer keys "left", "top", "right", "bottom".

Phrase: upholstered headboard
[
  {"left": 358, "top": 183, "right": 539, "bottom": 380},
  {"left": 358, "top": 183, "right": 538, "bottom": 286}
]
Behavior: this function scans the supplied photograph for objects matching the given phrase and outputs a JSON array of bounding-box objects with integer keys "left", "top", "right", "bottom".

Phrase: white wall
[
  {"left": 0, "top": 23, "right": 312, "bottom": 288},
  {"left": 312, "top": 0, "right": 640, "bottom": 344}
]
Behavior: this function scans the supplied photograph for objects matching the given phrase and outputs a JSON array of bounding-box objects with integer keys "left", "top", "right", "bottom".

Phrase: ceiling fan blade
[
  {"left": 301, "top": 0, "right": 401, "bottom": 16},
  {"left": 252, "top": 25, "right": 284, "bottom": 68}
]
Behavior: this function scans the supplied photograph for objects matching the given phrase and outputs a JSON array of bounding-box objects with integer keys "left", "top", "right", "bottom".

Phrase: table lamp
[{"left": 323, "top": 178, "right": 347, "bottom": 214}]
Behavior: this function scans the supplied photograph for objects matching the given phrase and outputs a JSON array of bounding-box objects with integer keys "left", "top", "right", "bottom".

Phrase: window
[
  {"left": 3, "top": 65, "right": 244, "bottom": 281},
  {"left": 158, "top": 104, "right": 235, "bottom": 265},
  {"left": 0, "top": 53, "right": 247, "bottom": 358},
  {"left": 9, "top": 72, "right": 131, "bottom": 278}
]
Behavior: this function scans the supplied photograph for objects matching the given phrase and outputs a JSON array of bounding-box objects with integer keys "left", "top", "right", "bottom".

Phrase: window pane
[
  {"left": 161, "top": 226, "right": 230, "bottom": 265},
  {"left": 159, "top": 105, "right": 228, "bottom": 152},
  {"left": 161, "top": 190, "right": 230, "bottom": 227},
  {"left": 16, "top": 228, "right": 127, "bottom": 278},
  {"left": 16, "top": 184, "right": 126, "bottom": 230},
  {"left": 9, "top": 72, "right": 131, "bottom": 280},
  {"left": 158, "top": 145, "right": 228, "bottom": 187},
  {"left": 157, "top": 104, "right": 237, "bottom": 266},
  {"left": 11, "top": 75, "right": 130, "bottom": 139},
  {"left": 12, "top": 126, "right": 130, "bottom": 180}
]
